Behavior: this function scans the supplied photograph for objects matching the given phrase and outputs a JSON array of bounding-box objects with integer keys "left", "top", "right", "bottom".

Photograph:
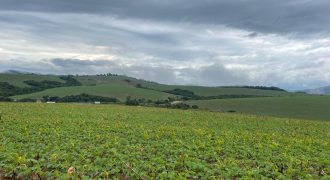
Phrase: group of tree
[
  {"left": 125, "top": 96, "right": 198, "bottom": 110},
  {"left": 163, "top": 88, "right": 267, "bottom": 100},
  {"left": 163, "top": 89, "right": 198, "bottom": 100},
  {"left": 193, "top": 94, "right": 267, "bottom": 100},
  {"left": 0, "top": 75, "right": 82, "bottom": 99},
  {"left": 135, "top": 83, "right": 153, "bottom": 90},
  {"left": 24, "top": 75, "right": 81, "bottom": 91},
  {"left": 0, "top": 92, "right": 199, "bottom": 110},
  {"left": 59, "top": 75, "right": 82, "bottom": 86},
  {"left": 125, "top": 96, "right": 161, "bottom": 106},
  {"left": 0, "top": 82, "right": 27, "bottom": 97},
  {"left": 221, "top": 86, "right": 286, "bottom": 91},
  {"left": 96, "top": 73, "right": 119, "bottom": 76},
  {"left": 42, "top": 94, "right": 119, "bottom": 103},
  {"left": 0, "top": 96, "right": 12, "bottom": 102}
]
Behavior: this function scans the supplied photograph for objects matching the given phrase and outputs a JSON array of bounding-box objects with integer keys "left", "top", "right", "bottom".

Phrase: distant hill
[
  {"left": 12, "top": 84, "right": 174, "bottom": 101},
  {"left": 304, "top": 86, "right": 330, "bottom": 95},
  {"left": 0, "top": 73, "right": 296, "bottom": 101},
  {"left": 2, "top": 72, "right": 330, "bottom": 121}
]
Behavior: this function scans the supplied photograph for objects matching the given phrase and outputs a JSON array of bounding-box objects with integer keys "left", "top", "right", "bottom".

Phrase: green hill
[
  {"left": 12, "top": 84, "right": 173, "bottom": 101},
  {"left": 149, "top": 85, "right": 292, "bottom": 97},
  {"left": 5, "top": 72, "right": 328, "bottom": 120},
  {"left": 187, "top": 96, "right": 330, "bottom": 121},
  {"left": 75, "top": 75, "right": 293, "bottom": 97},
  {"left": 2, "top": 73, "right": 298, "bottom": 101},
  {"left": 0, "top": 73, "right": 65, "bottom": 87}
]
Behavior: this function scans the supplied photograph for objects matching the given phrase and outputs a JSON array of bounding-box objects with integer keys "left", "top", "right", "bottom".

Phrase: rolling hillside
[
  {"left": 75, "top": 75, "right": 294, "bottom": 97},
  {"left": 187, "top": 96, "right": 330, "bottom": 121},
  {"left": 1, "top": 73, "right": 299, "bottom": 100},
  {"left": 147, "top": 85, "right": 292, "bottom": 97},
  {"left": 0, "top": 73, "right": 65, "bottom": 87},
  {"left": 304, "top": 86, "right": 330, "bottom": 95},
  {"left": 4, "top": 72, "right": 329, "bottom": 121},
  {"left": 12, "top": 84, "right": 174, "bottom": 101}
]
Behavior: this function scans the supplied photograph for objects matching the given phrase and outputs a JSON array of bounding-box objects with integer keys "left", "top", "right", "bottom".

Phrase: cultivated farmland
[{"left": 0, "top": 103, "right": 329, "bottom": 179}]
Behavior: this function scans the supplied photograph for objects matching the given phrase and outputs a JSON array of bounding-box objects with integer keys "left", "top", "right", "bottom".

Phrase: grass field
[
  {"left": 0, "top": 103, "right": 329, "bottom": 179},
  {"left": 0, "top": 74, "right": 65, "bottom": 87},
  {"left": 11, "top": 84, "right": 173, "bottom": 101},
  {"left": 75, "top": 75, "right": 295, "bottom": 97},
  {"left": 143, "top": 84, "right": 294, "bottom": 97},
  {"left": 188, "top": 96, "right": 330, "bottom": 121}
]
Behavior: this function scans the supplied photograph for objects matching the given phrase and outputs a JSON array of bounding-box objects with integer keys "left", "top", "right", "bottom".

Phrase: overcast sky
[{"left": 0, "top": 0, "right": 330, "bottom": 90}]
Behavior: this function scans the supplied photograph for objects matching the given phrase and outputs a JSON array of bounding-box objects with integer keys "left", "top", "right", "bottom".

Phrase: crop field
[
  {"left": 0, "top": 103, "right": 329, "bottom": 179},
  {"left": 187, "top": 96, "right": 330, "bottom": 121}
]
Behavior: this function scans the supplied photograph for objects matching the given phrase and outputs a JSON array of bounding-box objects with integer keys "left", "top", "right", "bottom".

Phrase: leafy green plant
[{"left": 0, "top": 103, "right": 329, "bottom": 179}]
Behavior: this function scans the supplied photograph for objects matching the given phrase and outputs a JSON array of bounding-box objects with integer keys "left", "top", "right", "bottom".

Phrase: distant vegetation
[
  {"left": 0, "top": 82, "right": 25, "bottom": 97},
  {"left": 24, "top": 80, "right": 64, "bottom": 89},
  {"left": 0, "top": 75, "right": 81, "bottom": 98},
  {"left": 0, "top": 96, "right": 12, "bottom": 102},
  {"left": 3, "top": 72, "right": 330, "bottom": 120},
  {"left": 16, "top": 98, "right": 37, "bottom": 102},
  {"left": 163, "top": 88, "right": 268, "bottom": 100},
  {"left": 221, "top": 86, "right": 286, "bottom": 91},
  {"left": 58, "top": 75, "right": 82, "bottom": 86},
  {"left": 8, "top": 92, "right": 198, "bottom": 110},
  {"left": 42, "top": 93, "right": 119, "bottom": 103},
  {"left": 124, "top": 96, "right": 198, "bottom": 110},
  {"left": 164, "top": 88, "right": 196, "bottom": 98}
]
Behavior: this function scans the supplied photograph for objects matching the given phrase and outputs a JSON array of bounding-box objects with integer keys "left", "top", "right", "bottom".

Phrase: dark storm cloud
[
  {"left": 1, "top": 0, "right": 330, "bottom": 37},
  {"left": 247, "top": 32, "right": 258, "bottom": 38}
]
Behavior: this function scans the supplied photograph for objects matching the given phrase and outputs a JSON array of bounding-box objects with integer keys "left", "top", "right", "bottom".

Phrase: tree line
[
  {"left": 163, "top": 88, "right": 268, "bottom": 100},
  {"left": 221, "top": 86, "right": 286, "bottom": 91},
  {"left": 42, "top": 94, "right": 119, "bottom": 103}
]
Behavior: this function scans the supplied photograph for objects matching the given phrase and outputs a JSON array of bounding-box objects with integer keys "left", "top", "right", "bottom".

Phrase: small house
[{"left": 94, "top": 101, "right": 101, "bottom": 104}]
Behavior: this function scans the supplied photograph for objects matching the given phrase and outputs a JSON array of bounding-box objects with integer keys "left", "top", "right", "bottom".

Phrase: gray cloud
[
  {"left": 0, "top": 58, "right": 249, "bottom": 86},
  {"left": 0, "top": 1, "right": 330, "bottom": 90},
  {"left": 0, "top": 0, "right": 330, "bottom": 37},
  {"left": 2, "top": 58, "right": 329, "bottom": 90},
  {"left": 49, "top": 58, "right": 248, "bottom": 86},
  {"left": 247, "top": 32, "right": 258, "bottom": 38}
]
